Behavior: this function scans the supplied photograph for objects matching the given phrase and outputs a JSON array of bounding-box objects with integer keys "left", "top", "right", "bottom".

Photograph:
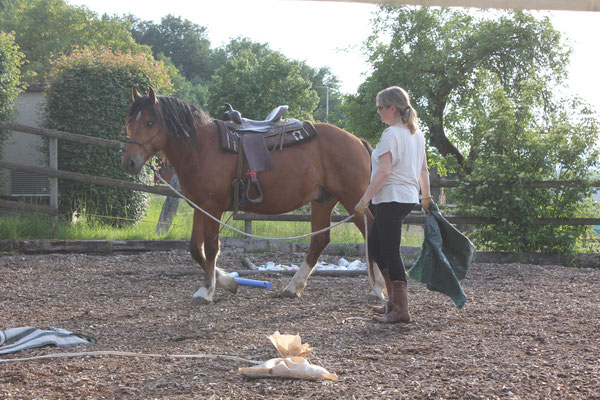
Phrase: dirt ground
[{"left": 1, "top": 248, "right": 599, "bottom": 400}]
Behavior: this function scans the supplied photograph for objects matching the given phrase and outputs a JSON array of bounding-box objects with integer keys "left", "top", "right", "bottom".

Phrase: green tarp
[{"left": 408, "top": 203, "right": 475, "bottom": 308}]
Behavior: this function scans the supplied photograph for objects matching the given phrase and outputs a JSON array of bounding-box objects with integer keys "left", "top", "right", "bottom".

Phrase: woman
[{"left": 355, "top": 86, "right": 434, "bottom": 324}]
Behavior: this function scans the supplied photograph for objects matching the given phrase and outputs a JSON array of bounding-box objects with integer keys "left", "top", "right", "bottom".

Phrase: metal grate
[{"left": 10, "top": 171, "right": 50, "bottom": 196}]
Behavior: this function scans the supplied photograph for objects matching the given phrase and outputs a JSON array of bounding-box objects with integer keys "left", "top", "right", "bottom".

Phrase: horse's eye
[{"left": 146, "top": 121, "right": 154, "bottom": 128}]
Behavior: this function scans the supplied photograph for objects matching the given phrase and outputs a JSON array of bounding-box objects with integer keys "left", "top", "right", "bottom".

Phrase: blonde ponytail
[
  {"left": 376, "top": 86, "right": 419, "bottom": 134},
  {"left": 403, "top": 105, "right": 418, "bottom": 134}
]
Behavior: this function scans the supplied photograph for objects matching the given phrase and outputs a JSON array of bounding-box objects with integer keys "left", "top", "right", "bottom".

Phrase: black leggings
[{"left": 367, "top": 202, "right": 415, "bottom": 282}]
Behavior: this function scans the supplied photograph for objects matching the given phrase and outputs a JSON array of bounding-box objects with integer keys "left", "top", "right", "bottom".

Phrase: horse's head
[{"left": 122, "top": 87, "right": 168, "bottom": 175}]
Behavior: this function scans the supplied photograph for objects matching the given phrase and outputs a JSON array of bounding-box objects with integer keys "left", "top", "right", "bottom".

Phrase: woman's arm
[
  {"left": 357, "top": 151, "right": 392, "bottom": 207},
  {"left": 419, "top": 153, "right": 434, "bottom": 214}
]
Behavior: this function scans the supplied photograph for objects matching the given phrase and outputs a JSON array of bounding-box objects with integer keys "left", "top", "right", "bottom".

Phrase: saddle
[{"left": 215, "top": 104, "right": 318, "bottom": 214}]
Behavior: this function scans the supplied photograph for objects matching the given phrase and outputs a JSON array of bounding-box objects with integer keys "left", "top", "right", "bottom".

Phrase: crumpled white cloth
[
  {"left": 0, "top": 327, "right": 95, "bottom": 355},
  {"left": 239, "top": 331, "right": 338, "bottom": 381}
]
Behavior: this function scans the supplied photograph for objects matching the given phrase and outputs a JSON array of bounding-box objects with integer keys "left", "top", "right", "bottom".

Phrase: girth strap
[{"left": 232, "top": 137, "right": 244, "bottom": 216}]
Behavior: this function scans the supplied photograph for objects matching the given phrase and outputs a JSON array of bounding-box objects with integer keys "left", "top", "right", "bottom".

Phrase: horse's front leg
[{"left": 190, "top": 211, "right": 237, "bottom": 304}]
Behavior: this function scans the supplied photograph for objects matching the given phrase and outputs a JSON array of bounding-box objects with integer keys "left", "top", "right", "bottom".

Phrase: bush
[
  {"left": 0, "top": 31, "right": 24, "bottom": 157},
  {"left": 44, "top": 47, "right": 173, "bottom": 225},
  {"left": 454, "top": 85, "right": 600, "bottom": 254}
]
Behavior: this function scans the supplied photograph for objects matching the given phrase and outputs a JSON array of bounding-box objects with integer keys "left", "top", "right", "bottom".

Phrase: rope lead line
[
  {"left": 156, "top": 174, "right": 372, "bottom": 285},
  {"left": 0, "top": 350, "right": 262, "bottom": 364},
  {"left": 156, "top": 174, "right": 357, "bottom": 241}
]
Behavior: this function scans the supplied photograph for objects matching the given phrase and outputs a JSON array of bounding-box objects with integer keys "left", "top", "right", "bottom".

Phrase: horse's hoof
[
  {"left": 220, "top": 276, "right": 238, "bottom": 294},
  {"left": 226, "top": 282, "right": 238, "bottom": 294},
  {"left": 192, "top": 287, "right": 214, "bottom": 304},
  {"left": 190, "top": 297, "right": 211, "bottom": 306},
  {"left": 368, "top": 289, "right": 385, "bottom": 303},
  {"left": 279, "top": 289, "right": 300, "bottom": 298}
]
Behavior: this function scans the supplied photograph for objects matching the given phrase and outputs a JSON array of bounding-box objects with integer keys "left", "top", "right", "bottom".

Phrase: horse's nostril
[{"left": 123, "top": 158, "right": 137, "bottom": 174}]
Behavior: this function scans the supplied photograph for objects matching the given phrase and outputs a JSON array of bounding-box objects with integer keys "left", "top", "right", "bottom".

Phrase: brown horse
[{"left": 122, "top": 88, "right": 384, "bottom": 303}]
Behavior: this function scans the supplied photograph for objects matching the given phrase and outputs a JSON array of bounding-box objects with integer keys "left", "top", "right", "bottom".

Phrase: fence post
[
  {"left": 49, "top": 137, "right": 58, "bottom": 229},
  {"left": 430, "top": 169, "right": 441, "bottom": 203},
  {"left": 244, "top": 220, "right": 253, "bottom": 234},
  {"left": 156, "top": 174, "right": 180, "bottom": 234}
]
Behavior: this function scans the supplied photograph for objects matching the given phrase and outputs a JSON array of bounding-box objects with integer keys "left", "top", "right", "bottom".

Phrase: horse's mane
[{"left": 127, "top": 95, "right": 211, "bottom": 146}]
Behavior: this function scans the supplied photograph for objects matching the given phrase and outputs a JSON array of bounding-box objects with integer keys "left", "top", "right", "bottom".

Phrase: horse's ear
[
  {"left": 148, "top": 87, "right": 158, "bottom": 105},
  {"left": 132, "top": 87, "right": 142, "bottom": 101}
]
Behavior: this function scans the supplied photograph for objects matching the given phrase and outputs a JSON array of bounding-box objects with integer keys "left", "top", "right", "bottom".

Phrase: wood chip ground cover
[{"left": 0, "top": 250, "right": 598, "bottom": 399}]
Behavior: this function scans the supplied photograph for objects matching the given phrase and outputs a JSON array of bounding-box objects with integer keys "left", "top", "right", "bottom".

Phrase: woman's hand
[
  {"left": 354, "top": 199, "right": 369, "bottom": 216},
  {"left": 422, "top": 196, "right": 434, "bottom": 214}
]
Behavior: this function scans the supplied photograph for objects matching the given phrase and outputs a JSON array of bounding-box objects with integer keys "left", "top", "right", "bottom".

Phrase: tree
[
  {"left": 44, "top": 47, "right": 173, "bottom": 224},
  {"left": 156, "top": 53, "right": 208, "bottom": 108},
  {"left": 303, "top": 65, "right": 347, "bottom": 126},
  {"left": 0, "top": 31, "right": 24, "bottom": 160},
  {"left": 206, "top": 38, "right": 318, "bottom": 121},
  {"left": 345, "top": 7, "right": 599, "bottom": 253},
  {"left": 345, "top": 7, "right": 570, "bottom": 171},
  {"left": 452, "top": 74, "right": 599, "bottom": 253},
  {"left": 0, "top": 31, "right": 24, "bottom": 122},
  {"left": 0, "top": 0, "right": 148, "bottom": 84},
  {"left": 127, "top": 14, "right": 217, "bottom": 83}
]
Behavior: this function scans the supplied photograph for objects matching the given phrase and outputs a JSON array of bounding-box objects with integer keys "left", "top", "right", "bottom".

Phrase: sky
[{"left": 68, "top": 0, "right": 600, "bottom": 114}]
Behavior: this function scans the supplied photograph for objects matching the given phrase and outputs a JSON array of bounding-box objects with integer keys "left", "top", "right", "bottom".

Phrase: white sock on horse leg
[{"left": 283, "top": 260, "right": 314, "bottom": 297}]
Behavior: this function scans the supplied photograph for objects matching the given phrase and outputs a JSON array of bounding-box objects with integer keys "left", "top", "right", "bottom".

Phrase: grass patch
[{"left": 0, "top": 195, "right": 424, "bottom": 246}]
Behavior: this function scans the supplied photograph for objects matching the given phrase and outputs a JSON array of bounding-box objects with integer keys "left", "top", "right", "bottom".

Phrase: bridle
[{"left": 126, "top": 128, "right": 162, "bottom": 155}]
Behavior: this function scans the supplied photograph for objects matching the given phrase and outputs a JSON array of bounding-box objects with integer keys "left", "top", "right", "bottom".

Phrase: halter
[{"left": 126, "top": 129, "right": 162, "bottom": 155}]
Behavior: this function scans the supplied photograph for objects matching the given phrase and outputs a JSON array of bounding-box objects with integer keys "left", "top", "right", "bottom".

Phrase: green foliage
[
  {"left": 0, "top": 31, "right": 24, "bottom": 157},
  {"left": 43, "top": 47, "right": 174, "bottom": 225},
  {"left": 304, "top": 65, "right": 347, "bottom": 126},
  {"left": 344, "top": 7, "right": 569, "bottom": 173},
  {"left": 343, "top": 6, "right": 599, "bottom": 254},
  {"left": 1, "top": 196, "right": 422, "bottom": 245},
  {"left": 0, "top": 0, "right": 149, "bottom": 84},
  {"left": 156, "top": 53, "right": 208, "bottom": 108},
  {"left": 0, "top": 214, "right": 58, "bottom": 239},
  {"left": 453, "top": 81, "right": 600, "bottom": 253},
  {"left": 127, "top": 14, "right": 216, "bottom": 83},
  {"left": 128, "top": 18, "right": 339, "bottom": 120},
  {"left": 207, "top": 38, "right": 319, "bottom": 121}
]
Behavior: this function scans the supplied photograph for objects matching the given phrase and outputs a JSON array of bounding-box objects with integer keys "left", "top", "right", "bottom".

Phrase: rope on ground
[
  {"left": 0, "top": 350, "right": 262, "bottom": 364},
  {"left": 342, "top": 317, "right": 373, "bottom": 324}
]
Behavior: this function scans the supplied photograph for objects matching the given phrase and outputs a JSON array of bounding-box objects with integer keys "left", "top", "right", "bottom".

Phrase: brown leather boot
[
  {"left": 373, "top": 280, "right": 410, "bottom": 324},
  {"left": 372, "top": 269, "right": 392, "bottom": 314}
]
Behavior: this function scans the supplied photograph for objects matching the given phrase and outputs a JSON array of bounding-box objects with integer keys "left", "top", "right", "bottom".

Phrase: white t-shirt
[{"left": 370, "top": 126, "right": 425, "bottom": 204}]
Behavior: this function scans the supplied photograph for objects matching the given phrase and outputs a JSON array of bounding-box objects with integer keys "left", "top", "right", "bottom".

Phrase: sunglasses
[{"left": 377, "top": 105, "right": 389, "bottom": 111}]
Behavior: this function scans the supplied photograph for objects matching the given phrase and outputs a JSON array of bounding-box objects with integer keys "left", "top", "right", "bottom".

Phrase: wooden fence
[
  {"left": 233, "top": 210, "right": 600, "bottom": 234},
  {"left": 2, "top": 121, "right": 600, "bottom": 233},
  {"left": 0, "top": 121, "right": 172, "bottom": 226}
]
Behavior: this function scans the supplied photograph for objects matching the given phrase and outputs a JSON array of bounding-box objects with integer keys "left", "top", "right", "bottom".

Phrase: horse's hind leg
[
  {"left": 189, "top": 212, "right": 237, "bottom": 304},
  {"left": 281, "top": 198, "right": 336, "bottom": 298},
  {"left": 340, "top": 198, "right": 386, "bottom": 302}
]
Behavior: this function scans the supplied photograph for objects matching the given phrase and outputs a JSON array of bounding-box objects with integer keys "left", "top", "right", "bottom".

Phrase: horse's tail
[
  {"left": 359, "top": 138, "right": 383, "bottom": 299},
  {"left": 360, "top": 138, "right": 373, "bottom": 156},
  {"left": 360, "top": 138, "right": 374, "bottom": 183},
  {"left": 359, "top": 137, "right": 376, "bottom": 235}
]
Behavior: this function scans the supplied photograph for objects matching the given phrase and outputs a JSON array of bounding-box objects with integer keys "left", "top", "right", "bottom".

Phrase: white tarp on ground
[
  {"left": 258, "top": 258, "right": 366, "bottom": 272},
  {"left": 0, "top": 327, "right": 94, "bottom": 355}
]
